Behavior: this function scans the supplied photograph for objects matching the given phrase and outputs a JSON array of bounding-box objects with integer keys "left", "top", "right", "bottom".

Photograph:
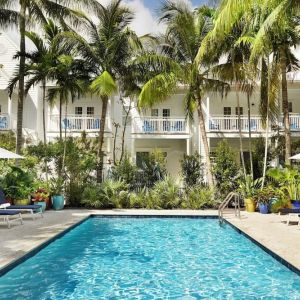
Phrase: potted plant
[
  {"left": 50, "top": 178, "right": 65, "bottom": 210},
  {"left": 32, "top": 187, "right": 50, "bottom": 212},
  {"left": 253, "top": 186, "right": 275, "bottom": 214},
  {"left": 239, "top": 175, "right": 262, "bottom": 212},
  {"left": 13, "top": 184, "right": 32, "bottom": 206}
]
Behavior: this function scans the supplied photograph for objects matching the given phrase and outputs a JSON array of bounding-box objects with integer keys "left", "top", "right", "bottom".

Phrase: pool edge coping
[{"left": 0, "top": 213, "right": 299, "bottom": 277}]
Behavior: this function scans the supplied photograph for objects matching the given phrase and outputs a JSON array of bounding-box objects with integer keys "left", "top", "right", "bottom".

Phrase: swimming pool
[{"left": 0, "top": 217, "right": 300, "bottom": 299}]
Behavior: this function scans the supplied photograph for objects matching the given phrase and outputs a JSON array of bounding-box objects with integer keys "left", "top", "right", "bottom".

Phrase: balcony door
[
  {"left": 223, "top": 107, "right": 231, "bottom": 130},
  {"left": 75, "top": 107, "right": 83, "bottom": 129}
]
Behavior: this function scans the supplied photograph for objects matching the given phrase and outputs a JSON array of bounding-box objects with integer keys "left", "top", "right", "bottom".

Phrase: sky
[{"left": 99, "top": 0, "right": 214, "bottom": 36}]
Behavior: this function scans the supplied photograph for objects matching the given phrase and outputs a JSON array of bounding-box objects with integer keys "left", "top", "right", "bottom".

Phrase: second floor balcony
[
  {"left": 208, "top": 114, "right": 300, "bottom": 133},
  {"left": 48, "top": 114, "right": 111, "bottom": 133},
  {"left": 132, "top": 117, "right": 189, "bottom": 135}
]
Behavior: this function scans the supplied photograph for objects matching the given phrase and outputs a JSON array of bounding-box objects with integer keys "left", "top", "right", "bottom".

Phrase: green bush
[
  {"left": 129, "top": 188, "right": 148, "bottom": 208},
  {"left": 112, "top": 153, "right": 137, "bottom": 186},
  {"left": 180, "top": 152, "right": 203, "bottom": 187},
  {"left": 182, "top": 186, "right": 216, "bottom": 209},
  {"left": 212, "top": 140, "right": 240, "bottom": 198},
  {"left": 81, "top": 180, "right": 129, "bottom": 209},
  {"left": 150, "top": 177, "right": 180, "bottom": 209}
]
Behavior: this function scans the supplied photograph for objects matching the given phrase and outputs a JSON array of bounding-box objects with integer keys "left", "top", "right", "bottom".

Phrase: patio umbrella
[
  {"left": 288, "top": 153, "right": 300, "bottom": 160},
  {"left": 0, "top": 147, "right": 24, "bottom": 159}
]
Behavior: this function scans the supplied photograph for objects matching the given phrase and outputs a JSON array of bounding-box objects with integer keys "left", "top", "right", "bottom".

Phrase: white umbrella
[
  {"left": 288, "top": 153, "right": 300, "bottom": 160},
  {"left": 0, "top": 147, "right": 24, "bottom": 159}
]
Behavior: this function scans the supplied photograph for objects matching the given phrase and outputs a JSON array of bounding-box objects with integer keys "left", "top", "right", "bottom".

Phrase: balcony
[
  {"left": 48, "top": 114, "right": 110, "bottom": 133},
  {"left": 0, "top": 114, "right": 10, "bottom": 130},
  {"left": 208, "top": 115, "right": 264, "bottom": 133},
  {"left": 132, "top": 117, "right": 189, "bottom": 134}
]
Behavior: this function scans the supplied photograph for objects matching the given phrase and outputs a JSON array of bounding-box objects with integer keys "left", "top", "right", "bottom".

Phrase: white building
[{"left": 1, "top": 32, "right": 300, "bottom": 179}]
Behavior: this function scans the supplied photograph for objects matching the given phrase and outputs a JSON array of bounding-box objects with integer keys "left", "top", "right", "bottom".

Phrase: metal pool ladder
[{"left": 218, "top": 192, "right": 241, "bottom": 224}]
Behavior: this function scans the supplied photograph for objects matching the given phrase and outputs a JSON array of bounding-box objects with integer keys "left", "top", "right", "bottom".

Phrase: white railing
[
  {"left": 208, "top": 115, "right": 264, "bottom": 132},
  {"left": 0, "top": 114, "right": 10, "bottom": 130},
  {"left": 287, "top": 114, "right": 300, "bottom": 131},
  {"left": 132, "top": 117, "right": 188, "bottom": 134},
  {"left": 48, "top": 114, "right": 110, "bottom": 132}
]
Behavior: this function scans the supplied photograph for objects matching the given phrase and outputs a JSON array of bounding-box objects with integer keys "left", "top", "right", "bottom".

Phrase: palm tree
[
  {"left": 197, "top": 0, "right": 300, "bottom": 165},
  {"left": 0, "top": 0, "right": 101, "bottom": 154},
  {"left": 8, "top": 20, "right": 66, "bottom": 144},
  {"left": 57, "top": 0, "right": 141, "bottom": 182},
  {"left": 135, "top": 2, "right": 229, "bottom": 187}
]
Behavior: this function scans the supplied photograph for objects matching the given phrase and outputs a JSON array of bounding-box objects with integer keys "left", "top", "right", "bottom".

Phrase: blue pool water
[{"left": 1, "top": 217, "right": 300, "bottom": 299}]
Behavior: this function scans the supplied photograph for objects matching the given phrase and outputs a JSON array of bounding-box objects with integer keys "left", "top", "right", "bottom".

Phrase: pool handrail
[{"left": 218, "top": 192, "right": 241, "bottom": 223}]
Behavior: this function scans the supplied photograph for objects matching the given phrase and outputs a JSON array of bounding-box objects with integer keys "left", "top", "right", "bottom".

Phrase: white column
[
  {"left": 186, "top": 138, "right": 191, "bottom": 155},
  {"left": 131, "top": 138, "right": 136, "bottom": 163},
  {"left": 7, "top": 95, "right": 12, "bottom": 129}
]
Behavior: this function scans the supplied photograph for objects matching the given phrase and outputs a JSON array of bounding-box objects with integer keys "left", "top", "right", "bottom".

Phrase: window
[
  {"left": 223, "top": 107, "right": 231, "bottom": 115},
  {"left": 151, "top": 109, "right": 159, "bottom": 117},
  {"left": 122, "top": 106, "right": 132, "bottom": 126},
  {"left": 289, "top": 102, "right": 293, "bottom": 113},
  {"left": 136, "top": 152, "right": 149, "bottom": 168},
  {"left": 162, "top": 109, "right": 170, "bottom": 118},
  {"left": 75, "top": 107, "right": 82, "bottom": 115},
  {"left": 87, "top": 107, "right": 94, "bottom": 115},
  {"left": 235, "top": 107, "right": 243, "bottom": 115}
]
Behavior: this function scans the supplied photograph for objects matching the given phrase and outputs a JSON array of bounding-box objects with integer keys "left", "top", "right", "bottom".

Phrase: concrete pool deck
[{"left": 0, "top": 209, "right": 299, "bottom": 273}]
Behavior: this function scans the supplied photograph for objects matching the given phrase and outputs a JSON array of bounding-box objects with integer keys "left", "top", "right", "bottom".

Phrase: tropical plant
[
  {"left": 49, "top": 177, "right": 64, "bottom": 196},
  {"left": 182, "top": 186, "right": 216, "bottom": 209},
  {"left": 212, "top": 140, "right": 240, "bottom": 198},
  {"left": 151, "top": 176, "right": 180, "bottom": 209},
  {"left": 82, "top": 180, "right": 129, "bottom": 209},
  {"left": 112, "top": 153, "right": 137, "bottom": 186},
  {"left": 253, "top": 186, "right": 276, "bottom": 205},
  {"left": 238, "top": 174, "right": 262, "bottom": 199},
  {"left": 0, "top": 0, "right": 100, "bottom": 154},
  {"left": 135, "top": 1, "right": 230, "bottom": 187},
  {"left": 180, "top": 152, "right": 204, "bottom": 188}
]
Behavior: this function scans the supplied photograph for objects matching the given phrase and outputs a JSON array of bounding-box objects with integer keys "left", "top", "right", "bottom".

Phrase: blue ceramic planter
[
  {"left": 52, "top": 195, "right": 64, "bottom": 210},
  {"left": 35, "top": 201, "right": 46, "bottom": 212},
  {"left": 259, "top": 203, "right": 269, "bottom": 214}
]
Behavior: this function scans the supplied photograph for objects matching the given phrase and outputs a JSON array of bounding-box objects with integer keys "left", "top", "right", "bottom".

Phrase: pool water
[{"left": 1, "top": 217, "right": 300, "bottom": 299}]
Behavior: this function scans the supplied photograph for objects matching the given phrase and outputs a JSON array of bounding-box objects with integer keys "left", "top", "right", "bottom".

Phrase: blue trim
[{"left": 0, "top": 214, "right": 299, "bottom": 278}]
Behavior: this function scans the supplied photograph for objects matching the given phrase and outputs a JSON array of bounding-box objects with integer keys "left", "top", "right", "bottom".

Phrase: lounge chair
[
  {"left": 0, "top": 210, "right": 23, "bottom": 228},
  {"left": 0, "top": 189, "right": 43, "bottom": 220},
  {"left": 278, "top": 208, "right": 300, "bottom": 226}
]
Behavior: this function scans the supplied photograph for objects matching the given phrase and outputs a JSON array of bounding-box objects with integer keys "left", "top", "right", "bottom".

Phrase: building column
[
  {"left": 7, "top": 95, "right": 12, "bottom": 129},
  {"left": 131, "top": 138, "right": 136, "bottom": 163},
  {"left": 186, "top": 138, "right": 191, "bottom": 155}
]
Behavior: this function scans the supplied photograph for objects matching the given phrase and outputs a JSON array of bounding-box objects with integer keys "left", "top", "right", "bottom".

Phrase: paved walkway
[{"left": 0, "top": 209, "right": 299, "bottom": 273}]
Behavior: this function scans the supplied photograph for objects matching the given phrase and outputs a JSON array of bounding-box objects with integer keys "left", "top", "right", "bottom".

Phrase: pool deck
[{"left": 0, "top": 209, "right": 299, "bottom": 274}]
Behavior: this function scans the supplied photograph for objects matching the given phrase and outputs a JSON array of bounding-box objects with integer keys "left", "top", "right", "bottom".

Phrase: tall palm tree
[
  {"left": 8, "top": 20, "right": 66, "bottom": 144},
  {"left": 57, "top": 0, "right": 141, "bottom": 182},
  {"left": 135, "top": 2, "right": 229, "bottom": 187},
  {"left": 0, "top": 0, "right": 101, "bottom": 154},
  {"left": 197, "top": 0, "right": 300, "bottom": 165}
]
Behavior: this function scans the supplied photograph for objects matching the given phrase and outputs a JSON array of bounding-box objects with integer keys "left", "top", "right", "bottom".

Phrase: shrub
[
  {"left": 180, "top": 152, "right": 203, "bottom": 187},
  {"left": 112, "top": 153, "right": 137, "bottom": 186},
  {"left": 81, "top": 180, "right": 129, "bottom": 209},
  {"left": 212, "top": 140, "right": 240, "bottom": 198},
  {"left": 129, "top": 188, "right": 148, "bottom": 208},
  {"left": 150, "top": 177, "right": 180, "bottom": 209},
  {"left": 182, "top": 186, "right": 216, "bottom": 209}
]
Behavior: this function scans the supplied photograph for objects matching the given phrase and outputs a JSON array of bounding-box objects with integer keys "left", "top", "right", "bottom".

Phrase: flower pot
[
  {"left": 14, "top": 199, "right": 30, "bottom": 206},
  {"left": 259, "top": 203, "right": 269, "bottom": 214},
  {"left": 245, "top": 198, "right": 256, "bottom": 212},
  {"left": 52, "top": 195, "right": 64, "bottom": 210},
  {"left": 291, "top": 200, "right": 300, "bottom": 209},
  {"left": 34, "top": 201, "right": 46, "bottom": 212}
]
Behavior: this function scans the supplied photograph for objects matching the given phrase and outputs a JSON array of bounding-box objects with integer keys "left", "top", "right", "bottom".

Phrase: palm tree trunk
[
  {"left": 120, "top": 100, "right": 132, "bottom": 163},
  {"left": 16, "top": 3, "right": 26, "bottom": 154},
  {"left": 262, "top": 58, "right": 271, "bottom": 188},
  {"left": 42, "top": 81, "right": 46, "bottom": 144},
  {"left": 59, "top": 97, "right": 62, "bottom": 141},
  {"left": 97, "top": 95, "right": 108, "bottom": 183},
  {"left": 280, "top": 46, "right": 291, "bottom": 164},
  {"left": 247, "top": 91, "right": 253, "bottom": 178},
  {"left": 195, "top": 94, "right": 214, "bottom": 187},
  {"left": 232, "top": 56, "right": 247, "bottom": 180}
]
